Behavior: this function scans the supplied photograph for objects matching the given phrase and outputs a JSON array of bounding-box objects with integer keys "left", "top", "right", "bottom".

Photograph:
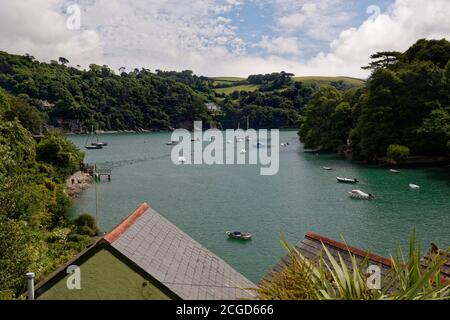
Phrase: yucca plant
[
  {"left": 256, "top": 232, "right": 450, "bottom": 300},
  {"left": 380, "top": 231, "right": 450, "bottom": 300}
]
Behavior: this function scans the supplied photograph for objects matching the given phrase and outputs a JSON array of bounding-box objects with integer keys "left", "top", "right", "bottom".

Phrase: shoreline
[{"left": 65, "top": 171, "right": 94, "bottom": 199}]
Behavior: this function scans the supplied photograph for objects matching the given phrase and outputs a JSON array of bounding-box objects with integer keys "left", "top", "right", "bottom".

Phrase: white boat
[
  {"left": 281, "top": 142, "right": 290, "bottom": 147},
  {"left": 348, "top": 190, "right": 374, "bottom": 200},
  {"left": 409, "top": 184, "right": 420, "bottom": 189},
  {"left": 390, "top": 169, "right": 401, "bottom": 174},
  {"left": 323, "top": 167, "right": 333, "bottom": 171},
  {"left": 337, "top": 177, "right": 359, "bottom": 184},
  {"left": 166, "top": 141, "right": 179, "bottom": 146},
  {"left": 240, "top": 149, "right": 247, "bottom": 154},
  {"left": 226, "top": 140, "right": 233, "bottom": 144},
  {"left": 178, "top": 156, "right": 187, "bottom": 164}
]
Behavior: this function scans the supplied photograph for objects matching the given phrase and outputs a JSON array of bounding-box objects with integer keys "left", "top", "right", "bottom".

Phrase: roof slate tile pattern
[{"left": 106, "top": 203, "right": 256, "bottom": 300}]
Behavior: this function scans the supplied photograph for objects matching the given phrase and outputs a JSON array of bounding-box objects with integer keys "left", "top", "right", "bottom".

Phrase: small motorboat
[
  {"left": 390, "top": 169, "right": 400, "bottom": 174},
  {"left": 85, "top": 145, "right": 103, "bottom": 150},
  {"left": 337, "top": 177, "right": 359, "bottom": 184},
  {"left": 323, "top": 167, "right": 333, "bottom": 171},
  {"left": 178, "top": 156, "right": 187, "bottom": 164},
  {"left": 91, "top": 142, "right": 108, "bottom": 147},
  {"left": 281, "top": 142, "right": 290, "bottom": 147},
  {"left": 409, "top": 184, "right": 420, "bottom": 189},
  {"left": 166, "top": 141, "right": 179, "bottom": 146},
  {"left": 226, "top": 231, "right": 252, "bottom": 241},
  {"left": 348, "top": 190, "right": 374, "bottom": 200}
]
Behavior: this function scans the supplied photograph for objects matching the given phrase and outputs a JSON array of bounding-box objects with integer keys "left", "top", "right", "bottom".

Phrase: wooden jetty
[
  {"left": 82, "top": 163, "right": 112, "bottom": 181},
  {"left": 95, "top": 167, "right": 112, "bottom": 181}
]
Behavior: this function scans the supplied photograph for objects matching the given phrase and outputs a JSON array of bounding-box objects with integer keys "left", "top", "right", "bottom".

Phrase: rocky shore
[{"left": 65, "top": 171, "right": 94, "bottom": 198}]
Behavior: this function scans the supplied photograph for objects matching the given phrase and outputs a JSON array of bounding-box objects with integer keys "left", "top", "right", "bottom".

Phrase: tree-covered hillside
[
  {"left": 299, "top": 39, "right": 450, "bottom": 162},
  {"left": 0, "top": 88, "right": 98, "bottom": 299},
  {"left": 0, "top": 52, "right": 323, "bottom": 131},
  {"left": 0, "top": 52, "right": 212, "bottom": 132}
]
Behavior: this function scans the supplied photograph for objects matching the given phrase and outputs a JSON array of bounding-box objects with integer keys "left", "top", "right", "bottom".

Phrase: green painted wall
[{"left": 38, "top": 249, "right": 171, "bottom": 300}]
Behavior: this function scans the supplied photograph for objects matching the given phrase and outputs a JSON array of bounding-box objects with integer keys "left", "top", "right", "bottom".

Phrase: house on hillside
[
  {"left": 34, "top": 203, "right": 256, "bottom": 300},
  {"left": 205, "top": 102, "right": 221, "bottom": 112}
]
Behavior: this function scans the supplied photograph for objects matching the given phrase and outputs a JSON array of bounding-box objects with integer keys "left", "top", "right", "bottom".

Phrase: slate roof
[
  {"left": 262, "top": 232, "right": 393, "bottom": 284},
  {"left": 104, "top": 203, "right": 256, "bottom": 300}
]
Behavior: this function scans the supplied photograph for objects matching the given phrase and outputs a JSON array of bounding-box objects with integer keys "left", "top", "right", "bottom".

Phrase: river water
[{"left": 68, "top": 131, "right": 450, "bottom": 283}]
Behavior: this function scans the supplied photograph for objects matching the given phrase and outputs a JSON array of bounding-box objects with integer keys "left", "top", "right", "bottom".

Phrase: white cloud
[
  {"left": 267, "top": 0, "right": 354, "bottom": 41},
  {"left": 257, "top": 36, "right": 303, "bottom": 56},
  {"left": 301, "top": 0, "right": 450, "bottom": 78},
  {"left": 0, "top": 0, "right": 449, "bottom": 78},
  {"left": 0, "top": 0, "right": 103, "bottom": 68}
]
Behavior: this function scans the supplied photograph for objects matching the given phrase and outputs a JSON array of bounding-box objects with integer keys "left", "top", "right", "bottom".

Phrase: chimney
[{"left": 26, "top": 272, "right": 35, "bottom": 300}]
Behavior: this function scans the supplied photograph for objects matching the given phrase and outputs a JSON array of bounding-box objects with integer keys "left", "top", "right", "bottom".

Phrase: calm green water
[{"left": 68, "top": 131, "right": 450, "bottom": 283}]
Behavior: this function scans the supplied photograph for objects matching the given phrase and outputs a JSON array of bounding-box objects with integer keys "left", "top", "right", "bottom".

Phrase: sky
[{"left": 0, "top": 0, "right": 449, "bottom": 78}]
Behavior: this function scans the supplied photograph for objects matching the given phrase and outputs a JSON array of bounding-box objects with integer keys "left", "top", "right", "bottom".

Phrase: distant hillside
[
  {"left": 210, "top": 76, "right": 365, "bottom": 94},
  {"left": 293, "top": 76, "right": 365, "bottom": 87}
]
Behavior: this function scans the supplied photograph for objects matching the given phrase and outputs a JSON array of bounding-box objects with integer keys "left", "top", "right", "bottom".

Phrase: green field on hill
[
  {"left": 211, "top": 76, "right": 365, "bottom": 94},
  {"left": 213, "top": 84, "right": 260, "bottom": 94},
  {"left": 293, "top": 76, "right": 365, "bottom": 87}
]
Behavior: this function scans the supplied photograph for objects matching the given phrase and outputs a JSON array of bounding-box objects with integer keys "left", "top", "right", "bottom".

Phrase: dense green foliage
[
  {"left": 36, "top": 132, "right": 84, "bottom": 179},
  {"left": 247, "top": 71, "right": 295, "bottom": 91},
  {"left": 218, "top": 81, "right": 316, "bottom": 129},
  {"left": 0, "top": 52, "right": 212, "bottom": 131},
  {"left": 299, "top": 39, "right": 450, "bottom": 161},
  {"left": 387, "top": 144, "right": 411, "bottom": 163},
  {"left": 0, "top": 94, "right": 96, "bottom": 299},
  {"left": 0, "top": 52, "right": 323, "bottom": 131}
]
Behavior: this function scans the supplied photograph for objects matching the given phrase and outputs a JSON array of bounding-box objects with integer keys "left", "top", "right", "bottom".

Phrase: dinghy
[
  {"left": 85, "top": 145, "right": 103, "bottom": 150},
  {"left": 337, "top": 177, "right": 359, "bottom": 184},
  {"left": 409, "top": 184, "right": 420, "bottom": 189},
  {"left": 226, "top": 231, "right": 252, "bottom": 241},
  {"left": 323, "top": 167, "right": 333, "bottom": 171},
  {"left": 390, "top": 169, "right": 401, "bottom": 174}
]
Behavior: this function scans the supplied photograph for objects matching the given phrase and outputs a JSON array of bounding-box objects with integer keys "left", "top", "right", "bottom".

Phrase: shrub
[
  {"left": 36, "top": 132, "right": 85, "bottom": 179},
  {"left": 387, "top": 144, "right": 410, "bottom": 162},
  {"left": 67, "top": 234, "right": 88, "bottom": 243},
  {"left": 72, "top": 214, "right": 100, "bottom": 237}
]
